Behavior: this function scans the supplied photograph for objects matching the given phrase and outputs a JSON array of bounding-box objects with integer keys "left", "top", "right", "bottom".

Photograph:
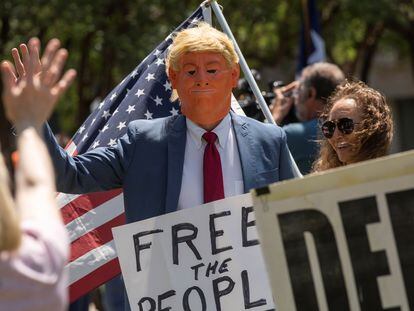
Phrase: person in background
[
  {"left": 271, "top": 62, "right": 345, "bottom": 174},
  {"left": 312, "top": 80, "right": 393, "bottom": 171},
  {"left": 0, "top": 37, "right": 75, "bottom": 311}
]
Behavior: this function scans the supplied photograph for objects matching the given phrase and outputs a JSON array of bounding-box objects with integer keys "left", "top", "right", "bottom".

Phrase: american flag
[
  {"left": 59, "top": 6, "right": 205, "bottom": 302},
  {"left": 297, "top": 0, "right": 326, "bottom": 75}
]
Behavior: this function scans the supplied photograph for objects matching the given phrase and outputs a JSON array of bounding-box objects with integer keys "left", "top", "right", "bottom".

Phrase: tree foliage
[{"left": 0, "top": 0, "right": 413, "bottom": 147}]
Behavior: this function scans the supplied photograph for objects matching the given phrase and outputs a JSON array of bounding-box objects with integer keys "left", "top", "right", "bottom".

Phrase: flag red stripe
[
  {"left": 64, "top": 139, "right": 73, "bottom": 151},
  {"left": 62, "top": 189, "right": 122, "bottom": 225},
  {"left": 70, "top": 213, "right": 126, "bottom": 262},
  {"left": 64, "top": 141, "right": 78, "bottom": 157},
  {"left": 69, "top": 258, "right": 121, "bottom": 303}
]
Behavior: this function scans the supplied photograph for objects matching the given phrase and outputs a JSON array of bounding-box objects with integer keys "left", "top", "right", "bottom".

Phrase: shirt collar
[{"left": 186, "top": 114, "right": 231, "bottom": 150}]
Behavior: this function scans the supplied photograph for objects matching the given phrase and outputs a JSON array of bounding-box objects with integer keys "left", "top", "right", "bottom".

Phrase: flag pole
[
  {"left": 201, "top": 0, "right": 212, "bottom": 24},
  {"left": 201, "top": 1, "right": 246, "bottom": 117},
  {"left": 207, "top": 0, "right": 303, "bottom": 177},
  {"left": 207, "top": 0, "right": 275, "bottom": 125}
]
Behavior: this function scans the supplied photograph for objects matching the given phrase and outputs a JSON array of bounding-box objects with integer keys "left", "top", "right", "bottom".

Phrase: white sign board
[
  {"left": 113, "top": 194, "right": 275, "bottom": 310},
  {"left": 253, "top": 150, "right": 414, "bottom": 311}
]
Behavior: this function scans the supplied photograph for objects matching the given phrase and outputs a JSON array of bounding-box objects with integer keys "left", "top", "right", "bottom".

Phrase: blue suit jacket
[{"left": 45, "top": 111, "right": 297, "bottom": 223}]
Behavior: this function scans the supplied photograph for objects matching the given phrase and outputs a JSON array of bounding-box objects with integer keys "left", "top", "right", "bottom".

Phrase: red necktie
[{"left": 203, "top": 132, "right": 224, "bottom": 203}]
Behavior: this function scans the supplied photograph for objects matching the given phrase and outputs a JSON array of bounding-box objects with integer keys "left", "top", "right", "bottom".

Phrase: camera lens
[{"left": 270, "top": 80, "right": 284, "bottom": 89}]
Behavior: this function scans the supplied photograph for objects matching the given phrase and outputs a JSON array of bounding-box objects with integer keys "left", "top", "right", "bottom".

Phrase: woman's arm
[{"left": 0, "top": 153, "right": 20, "bottom": 252}]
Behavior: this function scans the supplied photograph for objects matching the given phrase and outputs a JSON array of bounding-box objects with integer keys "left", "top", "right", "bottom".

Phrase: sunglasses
[{"left": 321, "top": 117, "right": 357, "bottom": 139}]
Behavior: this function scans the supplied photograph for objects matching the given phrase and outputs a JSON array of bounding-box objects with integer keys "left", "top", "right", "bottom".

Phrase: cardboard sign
[
  {"left": 253, "top": 150, "right": 414, "bottom": 311},
  {"left": 112, "top": 194, "right": 275, "bottom": 311}
]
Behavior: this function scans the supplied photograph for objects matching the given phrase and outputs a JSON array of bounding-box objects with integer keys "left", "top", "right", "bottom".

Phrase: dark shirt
[{"left": 283, "top": 118, "right": 319, "bottom": 175}]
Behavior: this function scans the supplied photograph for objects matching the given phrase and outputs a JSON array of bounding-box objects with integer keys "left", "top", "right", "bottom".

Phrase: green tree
[{"left": 1, "top": 0, "right": 413, "bottom": 162}]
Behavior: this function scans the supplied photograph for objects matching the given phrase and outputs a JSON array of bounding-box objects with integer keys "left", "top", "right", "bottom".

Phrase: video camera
[
  {"left": 235, "top": 71, "right": 298, "bottom": 124},
  {"left": 235, "top": 70, "right": 284, "bottom": 121}
]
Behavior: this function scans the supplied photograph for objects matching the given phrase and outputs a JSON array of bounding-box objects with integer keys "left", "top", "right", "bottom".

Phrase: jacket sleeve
[{"left": 42, "top": 123, "right": 137, "bottom": 194}]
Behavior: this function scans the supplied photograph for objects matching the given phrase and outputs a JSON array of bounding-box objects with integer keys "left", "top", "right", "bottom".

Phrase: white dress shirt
[{"left": 177, "top": 114, "right": 244, "bottom": 210}]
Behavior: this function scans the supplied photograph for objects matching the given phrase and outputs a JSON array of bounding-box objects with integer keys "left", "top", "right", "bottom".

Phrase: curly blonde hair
[
  {"left": 312, "top": 81, "right": 393, "bottom": 172},
  {"left": 166, "top": 22, "right": 239, "bottom": 101}
]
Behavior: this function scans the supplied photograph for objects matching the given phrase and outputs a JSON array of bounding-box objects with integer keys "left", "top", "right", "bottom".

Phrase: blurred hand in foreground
[{"left": 0, "top": 37, "right": 76, "bottom": 132}]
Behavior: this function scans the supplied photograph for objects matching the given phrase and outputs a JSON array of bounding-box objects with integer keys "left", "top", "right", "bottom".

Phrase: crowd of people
[
  {"left": 268, "top": 63, "right": 393, "bottom": 174},
  {"left": 0, "top": 21, "right": 394, "bottom": 311},
  {"left": 270, "top": 62, "right": 346, "bottom": 174}
]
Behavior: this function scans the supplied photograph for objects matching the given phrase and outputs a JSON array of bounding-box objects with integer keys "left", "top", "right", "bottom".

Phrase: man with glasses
[{"left": 271, "top": 62, "right": 345, "bottom": 174}]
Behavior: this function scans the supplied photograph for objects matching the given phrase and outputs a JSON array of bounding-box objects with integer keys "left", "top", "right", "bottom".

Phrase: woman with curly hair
[{"left": 312, "top": 81, "right": 393, "bottom": 172}]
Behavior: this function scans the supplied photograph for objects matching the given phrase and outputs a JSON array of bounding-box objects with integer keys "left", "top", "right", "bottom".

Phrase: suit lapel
[
  {"left": 231, "top": 112, "right": 257, "bottom": 193},
  {"left": 165, "top": 115, "right": 187, "bottom": 213},
  {"left": 165, "top": 112, "right": 258, "bottom": 211}
]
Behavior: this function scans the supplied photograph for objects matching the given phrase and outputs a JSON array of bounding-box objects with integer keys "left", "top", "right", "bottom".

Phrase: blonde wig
[{"left": 166, "top": 22, "right": 239, "bottom": 101}]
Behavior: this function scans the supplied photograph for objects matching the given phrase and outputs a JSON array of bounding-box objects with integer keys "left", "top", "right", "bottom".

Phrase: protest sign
[
  {"left": 253, "top": 150, "right": 414, "bottom": 311},
  {"left": 112, "top": 194, "right": 275, "bottom": 311}
]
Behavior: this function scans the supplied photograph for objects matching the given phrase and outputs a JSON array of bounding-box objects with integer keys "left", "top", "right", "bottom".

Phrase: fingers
[
  {"left": 28, "top": 38, "right": 42, "bottom": 74},
  {"left": 277, "top": 89, "right": 294, "bottom": 108},
  {"left": 271, "top": 84, "right": 295, "bottom": 125},
  {"left": 0, "top": 61, "right": 18, "bottom": 91},
  {"left": 19, "top": 43, "right": 31, "bottom": 74},
  {"left": 10, "top": 37, "right": 42, "bottom": 80},
  {"left": 273, "top": 81, "right": 298, "bottom": 98},
  {"left": 52, "top": 68, "right": 77, "bottom": 98},
  {"left": 282, "top": 97, "right": 294, "bottom": 109},
  {"left": 11, "top": 48, "right": 25, "bottom": 78},
  {"left": 41, "top": 38, "right": 60, "bottom": 72},
  {"left": 28, "top": 37, "right": 41, "bottom": 53},
  {"left": 5, "top": 37, "right": 75, "bottom": 100},
  {"left": 27, "top": 38, "right": 41, "bottom": 79},
  {"left": 274, "top": 87, "right": 284, "bottom": 99},
  {"left": 42, "top": 48, "right": 68, "bottom": 86},
  {"left": 283, "top": 81, "right": 299, "bottom": 92}
]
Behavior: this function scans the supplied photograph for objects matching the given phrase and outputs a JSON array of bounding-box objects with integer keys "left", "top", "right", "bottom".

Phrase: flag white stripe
[
  {"left": 66, "top": 193, "right": 124, "bottom": 243},
  {"left": 67, "top": 240, "right": 117, "bottom": 285},
  {"left": 57, "top": 193, "right": 80, "bottom": 209},
  {"left": 66, "top": 141, "right": 77, "bottom": 156}
]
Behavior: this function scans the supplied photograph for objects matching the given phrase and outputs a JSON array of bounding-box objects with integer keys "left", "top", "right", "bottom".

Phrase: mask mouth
[{"left": 192, "top": 89, "right": 215, "bottom": 94}]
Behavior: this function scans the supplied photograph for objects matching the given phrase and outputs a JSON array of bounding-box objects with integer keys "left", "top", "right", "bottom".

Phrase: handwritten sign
[
  {"left": 113, "top": 194, "right": 275, "bottom": 310},
  {"left": 253, "top": 150, "right": 414, "bottom": 311}
]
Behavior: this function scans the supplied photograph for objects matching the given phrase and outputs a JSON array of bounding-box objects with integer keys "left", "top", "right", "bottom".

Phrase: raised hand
[
  {"left": 270, "top": 81, "right": 298, "bottom": 125},
  {"left": 1, "top": 37, "right": 76, "bottom": 132}
]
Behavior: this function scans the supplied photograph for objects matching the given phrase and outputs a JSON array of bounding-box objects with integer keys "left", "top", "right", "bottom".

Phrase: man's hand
[
  {"left": 1, "top": 37, "right": 76, "bottom": 132},
  {"left": 270, "top": 81, "right": 298, "bottom": 125}
]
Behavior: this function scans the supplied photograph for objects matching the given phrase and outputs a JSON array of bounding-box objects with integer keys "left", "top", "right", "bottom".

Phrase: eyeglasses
[{"left": 321, "top": 117, "right": 357, "bottom": 139}]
